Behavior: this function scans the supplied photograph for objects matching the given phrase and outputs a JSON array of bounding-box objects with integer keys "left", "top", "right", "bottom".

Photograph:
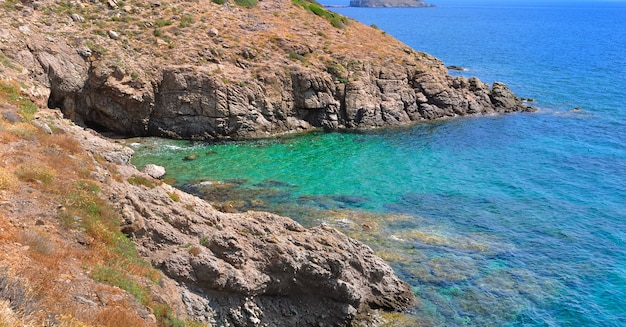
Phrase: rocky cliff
[
  {"left": 2, "top": 0, "right": 532, "bottom": 141},
  {"left": 350, "top": 0, "right": 434, "bottom": 8}
]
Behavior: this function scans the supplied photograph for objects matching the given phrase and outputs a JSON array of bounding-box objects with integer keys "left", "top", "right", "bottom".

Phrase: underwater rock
[{"left": 183, "top": 154, "right": 200, "bottom": 161}]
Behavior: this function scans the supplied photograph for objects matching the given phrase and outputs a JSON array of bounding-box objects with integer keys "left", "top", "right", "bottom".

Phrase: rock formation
[
  {"left": 60, "top": 123, "right": 415, "bottom": 326},
  {"left": 1, "top": 0, "right": 533, "bottom": 142},
  {"left": 350, "top": 0, "right": 434, "bottom": 8}
]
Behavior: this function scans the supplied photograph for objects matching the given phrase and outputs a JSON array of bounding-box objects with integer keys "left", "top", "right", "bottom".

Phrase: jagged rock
[
  {"left": 208, "top": 27, "right": 219, "bottom": 37},
  {"left": 70, "top": 14, "right": 84, "bottom": 23},
  {"left": 108, "top": 30, "right": 119, "bottom": 40},
  {"left": 142, "top": 164, "right": 166, "bottom": 179},
  {"left": 2, "top": 111, "right": 23, "bottom": 123},
  {"left": 104, "top": 176, "right": 416, "bottom": 326},
  {"left": 32, "top": 120, "right": 52, "bottom": 134},
  {"left": 76, "top": 47, "right": 92, "bottom": 58},
  {"left": 30, "top": 51, "right": 532, "bottom": 140}
]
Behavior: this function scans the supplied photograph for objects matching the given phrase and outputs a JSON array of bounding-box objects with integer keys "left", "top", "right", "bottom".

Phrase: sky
[{"left": 323, "top": 0, "right": 626, "bottom": 5}]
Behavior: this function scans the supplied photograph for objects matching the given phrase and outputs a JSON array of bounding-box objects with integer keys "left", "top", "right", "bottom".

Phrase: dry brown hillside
[
  {"left": 0, "top": 74, "right": 200, "bottom": 325},
  {"left": 1, "top": 0, "right": 426, "bottom": 80}
]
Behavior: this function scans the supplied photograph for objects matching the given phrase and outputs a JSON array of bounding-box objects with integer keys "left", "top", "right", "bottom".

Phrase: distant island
[{"left": 350, "top": 0, "right": 434, "bottom": 7}]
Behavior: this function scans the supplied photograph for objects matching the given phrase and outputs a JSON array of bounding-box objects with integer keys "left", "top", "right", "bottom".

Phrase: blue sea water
[{"left": 131, "top": 1, "right": 626, "bottom": 326}]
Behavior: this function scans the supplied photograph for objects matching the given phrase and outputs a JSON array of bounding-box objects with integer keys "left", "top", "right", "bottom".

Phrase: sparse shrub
[
  {"left": 199, "top": 236, "right": 209, "bottom": 246},
  {"left": 288, "top": 52, "right": 306, "bottom": 62},
  {"left": 91, "top": 266, "right": 149, "bottom": 305},
  {"left": 0, "top": 167, "right": 17, "bottom": 191},
  {"left": 6, "top": 123, "right": 37, "bottom": 140},
  {"left": 330, "top": 16, "right": 345, "bottom": 29},
  {"left": 153, "top": 28, "right": 163, "bottom": 37},
  {"left": 0, "top": 52, "right": 20, "bottom": 72},
  {"left": 155, "top": 18, "right": 172, "bottom": 27},
  {"left": 167, "top": 191, "right": 180, "bottom": 202},
  {"left": 308, "top": 4, "right": 328, "bottom": 17},
  {"left": 93, "top": 307, "right": 148, "bottom": 326},
  {"left": 41, "top": 133, "right": 83, "bottom": 154},
  {"left": 188, "top": 246, "right": 201, "bottom": 256},
  {"left": 0, "top": 80, "right": 37, "bottom": 121},
  {"left": 153, "top": 304, "right": 186, "bottom": 327},
  {"left": 127, "top": 175, "right": 156, "bottom": 188},
  {"left": 212, "top": 0, "right": 226, "bottom": 4},
  {"left": 92, "top": 29, "right": 107, "bottom": 37},
  {"left": 3, "top": 0, "right": 19, "bottom": 10},
  {"left": 292, "top": 0, "right": 348, "bottom": 29},
  {"left": 179, "top": 15, "right": 195, "bottom": 28},
  {"left": 20, "top": 230, "right": 55, "bottom": 255},
  {"left": 16, "top": 164, "right": 56, "bottom": 185},
  {"left": 235, "top": 0, "right": 258, "bottom": 8}
]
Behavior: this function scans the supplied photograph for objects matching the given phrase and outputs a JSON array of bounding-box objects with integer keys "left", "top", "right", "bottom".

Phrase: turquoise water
[{"left": 131, "top": 1, "right": 626, "bottom": 326}]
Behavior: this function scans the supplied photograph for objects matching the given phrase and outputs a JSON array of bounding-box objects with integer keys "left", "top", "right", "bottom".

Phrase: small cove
[{"left": 131, "top": 1, "right": 626, "bottom": 325}]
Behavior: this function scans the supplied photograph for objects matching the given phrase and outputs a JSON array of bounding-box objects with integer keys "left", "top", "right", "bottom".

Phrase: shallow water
[{"left": 131, "top": 1, "right": 626, "bottom": 326}]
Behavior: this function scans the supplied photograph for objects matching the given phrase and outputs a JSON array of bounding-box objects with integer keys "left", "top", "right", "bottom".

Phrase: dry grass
[
  {"left": 0, "top": 300, "right": 27, "bottom": 327},
  {"left": 0, "top": 167, "right": 17, "bottom": 191},
  {"left": 0, "top": 269, "right": 36, "bottom": 321},
  {"left": 15, "top": 163, "right": 56, "bottom": 185},
  {"left": 19, "top": 230, "right": 56, "bottom": 256},
  {"left": 41, "top": 133, "right": 84, "bottom": 155},
  {"left": 92, "top": 307, "right": 150, "bottom": 327}
]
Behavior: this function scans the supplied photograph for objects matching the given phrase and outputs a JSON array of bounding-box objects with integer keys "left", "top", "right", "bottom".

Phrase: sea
[{"left": 130, "top": 1, "right": 626, "bottom": 326}]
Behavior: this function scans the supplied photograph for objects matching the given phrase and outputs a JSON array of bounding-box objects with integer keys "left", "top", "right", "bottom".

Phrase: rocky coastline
[
  {"left": 2, "top": 0, "right": 533, "bottom": 142},
  {"left": 71, "top": 124, "right": 416, "bottom": 326},
  {"left": 0, "top": 0, "right": 535, "bottom": 325}
]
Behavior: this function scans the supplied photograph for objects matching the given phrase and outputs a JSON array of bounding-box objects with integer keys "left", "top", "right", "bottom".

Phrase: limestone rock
[
  {"left": 142, "top": 164, "right": 166, "bottom": 179},
  {"left": 108, "top": 30, "right": 119, "bottom": 40},
  {"left": 70, "top": 13, "right": 85, "bottom": 23}
]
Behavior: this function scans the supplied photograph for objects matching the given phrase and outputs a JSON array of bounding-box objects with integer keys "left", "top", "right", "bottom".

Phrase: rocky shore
[{"left": 66, "top": 122, "right": 415, "bottom": 326}]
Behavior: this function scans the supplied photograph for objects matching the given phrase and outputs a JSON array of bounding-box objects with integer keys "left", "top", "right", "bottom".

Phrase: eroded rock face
[
  {"left": 53, "top": 121, "right": 416, "bottom": 326},
  {"left": 102, "top": 167, "right": 415, "bottom": 326},
  {"left": 18, "top": 34, "right": 533, "bottom": 141}
]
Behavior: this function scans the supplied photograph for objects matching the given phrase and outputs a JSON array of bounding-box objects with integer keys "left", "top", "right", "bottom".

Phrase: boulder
[{"left": 142, "top": 164, "right": 166, "bottom": 179}]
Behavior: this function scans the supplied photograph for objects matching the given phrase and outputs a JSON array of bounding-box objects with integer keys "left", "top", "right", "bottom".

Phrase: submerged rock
[{"left": 183, "top": 154, "right": 199, "bottom": 161}]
